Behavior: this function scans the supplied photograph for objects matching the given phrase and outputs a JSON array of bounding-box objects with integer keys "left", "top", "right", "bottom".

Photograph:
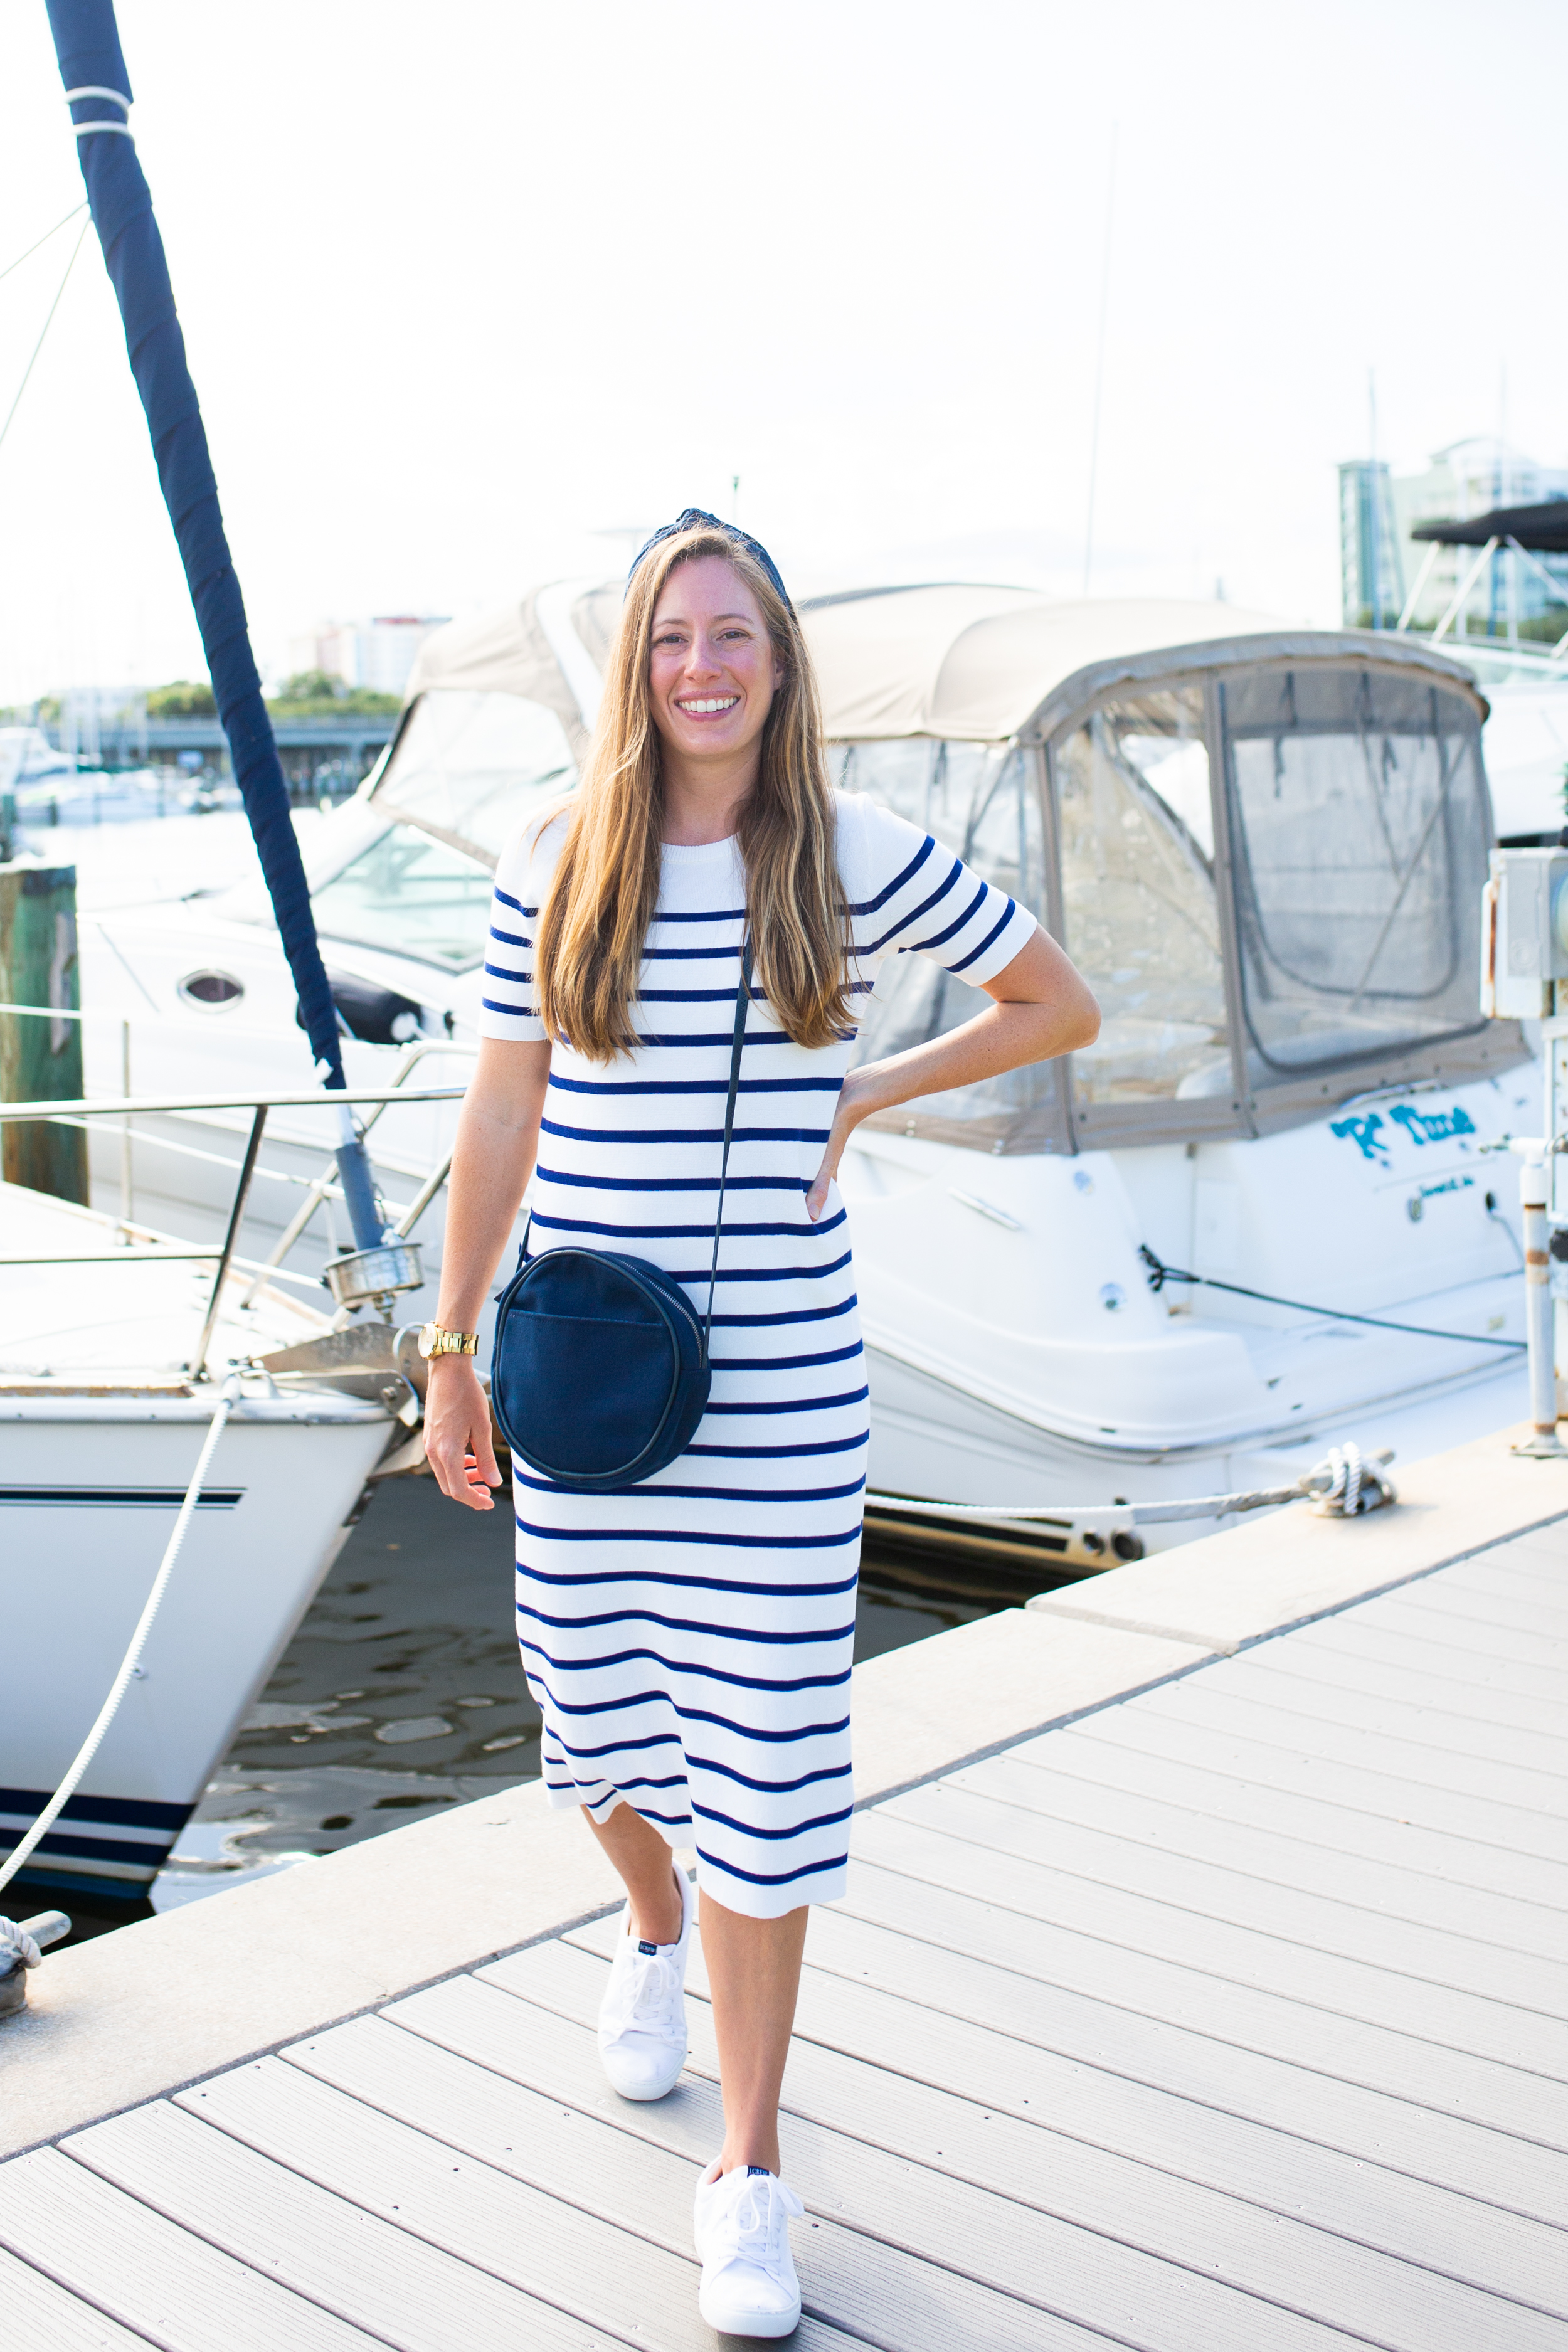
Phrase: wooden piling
[{"left": 0, "top": 864, "right": 89, "bottom": 1203}]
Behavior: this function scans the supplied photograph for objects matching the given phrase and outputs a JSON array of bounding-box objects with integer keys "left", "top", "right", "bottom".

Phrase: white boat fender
[{"left": 0, "top": 1910, "right": 70, "bottom": 2020}]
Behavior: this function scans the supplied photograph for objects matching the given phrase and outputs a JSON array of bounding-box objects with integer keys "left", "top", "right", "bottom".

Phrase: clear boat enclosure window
[
  {"left": 1222, "top": 666, "right": 1491, "bottom": 1076},
  {"left": 371, "top": 689, "right": 576, "bottom": 862},
  {"left": 834, "top": 739, "right": 1057, "bottom": 1147},
  {"left": 1052, "top": 686, "right": 1232, "bottom": 1114},
  {"left": 310, "top": 825, "right": 497, "bottom": 972}
]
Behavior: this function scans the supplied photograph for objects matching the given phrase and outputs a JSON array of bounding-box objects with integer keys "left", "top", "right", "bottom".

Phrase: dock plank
[
  {"left": 975, "top": 1737, "right": 1568, "bottom": 1913},
  {"left": 1348, "top": 1590, "right": 1567, "bottom": 1669},
  {"left": 822, "top": 1855, "right": 1568, "bottom": 2117},
  {"left": 803, "top": 1900, "right": 1560, "bottom": 2154},
  {"left": 550, "top": 1915, "right": 1568, "bottom": 2221},
  {"left": 841, "top": 1823, "right": 1567, "bottom": 2074},
  {"left": 1061, "top": 1700, "right": 1567, "bottom": 1859},
  {"left": 408, "top": 1952, "right": 1568, "bottom": 2336},
  {"left": 1475, "top": 1527, "right": 1568, "bottom": 1582},
  {"left": 1283, "top": 1612, "right": 1568, "bottom": 1706},
  {"left": 487, "top": 1942, "right": 1568, "bottom": 2279},
  {"left": 286, "top": 2007, "right": 1373, "bottom": 2352},
  {"left": 1199, "top": 1652, "right": 1568, "bottom": 1776},
  {"left": 1131, "top": 1679, "right": 1568, "bottom": 1816},
  {"left": 1217, "top": 1636, "right": 1565, "bottom": 1739},
  {"left": 65, "top": 2100, "right": 601, "bottom": 2352},
  {"left": 176, "top": 2051, "right": 1049, "bottom": 2352},
  {"left": 0, "top": 2242, "right": 157, "bottom": 2350},
  {"left": 0, "top": 2146, "right": 381, "bottom": 2351},
  {"left": 1433, "top": 1552, "right": 1568, "bottom": 1604},
  {"left": 872, "top": 1777, "right": 1568, "bottom": 2010},
  {"left": 1377, "top": 1578, "right": 1568, "bottom": 1640},
  {"left": 947, "top": 1752, "right": 1568, "bottom": 1956}
]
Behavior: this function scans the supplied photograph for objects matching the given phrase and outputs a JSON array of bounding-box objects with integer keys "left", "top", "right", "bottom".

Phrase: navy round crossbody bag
[{"left": 490, "top": 943, "right": 753, "bottom": 1493}]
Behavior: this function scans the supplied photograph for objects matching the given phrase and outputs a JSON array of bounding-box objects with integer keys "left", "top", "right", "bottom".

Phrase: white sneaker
[
  {"left": 693, "top": 2160, "right": 805, "bottom": 2339},
  {"left": 596, "top": 1866, "right": 696, "bottom": 2101}
]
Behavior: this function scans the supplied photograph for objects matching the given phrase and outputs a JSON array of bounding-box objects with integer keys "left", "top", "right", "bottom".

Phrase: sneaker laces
[
  {"left": 604, "top": 1940, "right": 682, "bottom": 2037},
  {"left": 709, "top": 2172, "right": 803, "bottom": 2269}
]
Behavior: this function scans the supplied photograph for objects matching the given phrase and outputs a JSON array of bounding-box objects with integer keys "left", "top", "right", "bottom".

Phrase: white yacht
[{"left": 70, "top": 585, "right": 1533, "bottom": 1550}]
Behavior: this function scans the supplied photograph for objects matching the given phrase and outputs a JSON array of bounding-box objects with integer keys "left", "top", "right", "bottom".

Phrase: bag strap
[{"left": 702, "top": 936, "right": 753, "bottom": 1364}]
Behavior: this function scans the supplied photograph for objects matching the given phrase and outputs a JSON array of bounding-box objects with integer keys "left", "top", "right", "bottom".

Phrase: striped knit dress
[{"left": 479, "top": 790, "right": 1036, "bottom": 1917}]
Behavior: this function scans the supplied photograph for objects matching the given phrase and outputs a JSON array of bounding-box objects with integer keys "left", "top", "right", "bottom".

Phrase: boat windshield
[
  {"left": 1222, "top": 665, "right": 1490, "bottom": 1074},
  {"left": 835, "top": 740, "right": 1056, "bottom": 1141},
  {"left": 310, "top": 823, "right": 497, "bottom": 972},
  {"left": 372, "top": 689, "right": 576, "bottom": 860},
  {"left": 1053, "top": 686, "right": 1231, "bottom": 1111}
]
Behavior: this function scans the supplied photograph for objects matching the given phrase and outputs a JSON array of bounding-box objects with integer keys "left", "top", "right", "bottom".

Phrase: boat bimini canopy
[{"left": 359, "top": 579, "right": 1525, "bottom": 1155}]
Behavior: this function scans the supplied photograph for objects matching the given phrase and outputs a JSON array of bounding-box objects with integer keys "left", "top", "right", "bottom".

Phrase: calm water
[{"left": 144, "top": 1476, "right": 997, "bottom": 1910}]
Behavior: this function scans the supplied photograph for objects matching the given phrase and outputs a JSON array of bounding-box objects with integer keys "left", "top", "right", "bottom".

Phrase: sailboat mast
[{"left": 43, "top": 0, "right": 386, "bottom": 1250}]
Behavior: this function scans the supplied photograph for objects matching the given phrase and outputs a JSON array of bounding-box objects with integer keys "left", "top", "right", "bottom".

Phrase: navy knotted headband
[{"left": 627, "top": 508, "right": 793, "bottom": 615}]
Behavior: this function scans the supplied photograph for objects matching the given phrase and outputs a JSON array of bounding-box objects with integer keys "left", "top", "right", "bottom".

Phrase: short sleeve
[
  {"left": 838, "top": 792, "right": 1036, "bottom": 987},
  {"left": 477, "top": 815, "right": 562, "bottom": 1042}
]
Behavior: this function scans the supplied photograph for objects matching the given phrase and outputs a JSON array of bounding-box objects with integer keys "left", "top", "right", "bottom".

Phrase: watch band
[{"left": 418, "top": 1322, "right": 478, "bottom": 1359}]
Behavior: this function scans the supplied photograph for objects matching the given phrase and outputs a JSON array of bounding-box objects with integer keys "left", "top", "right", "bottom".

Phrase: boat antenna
[
  {"left": 43, "top": 0, "right": 386, "bottom": 1251},
  {"left": 1367, "top": 366, "right": 1382, "bottom": 630},
  {"left": 1081, "top": 122, "right": 1118, "bottom": 598}
]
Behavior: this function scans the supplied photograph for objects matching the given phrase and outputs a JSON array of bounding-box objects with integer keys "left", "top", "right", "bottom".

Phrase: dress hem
[{"left": 539, "top": 1777, "right": 848, "bottom": 1915}]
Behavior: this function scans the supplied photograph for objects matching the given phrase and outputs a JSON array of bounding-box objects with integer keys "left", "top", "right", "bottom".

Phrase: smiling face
[{"left": 647, "top": 555, "right": 783, "bottom": 776}]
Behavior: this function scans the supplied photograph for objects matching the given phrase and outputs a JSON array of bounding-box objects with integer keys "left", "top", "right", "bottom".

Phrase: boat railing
[
  {"left": 0, "top": 1000, "right": 475, "bottom": 1239},
  {"left": 0, "top": 1074, "right": 467, "bottom": 1375}
]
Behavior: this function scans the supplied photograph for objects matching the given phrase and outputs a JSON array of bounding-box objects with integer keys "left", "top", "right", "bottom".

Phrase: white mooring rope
[
  {"left": 864, "top": 1441, "right": 1394, "bottom": 1537},
  {"left": 0, "top": 1374, "right": 242, "bottom": 1900}
]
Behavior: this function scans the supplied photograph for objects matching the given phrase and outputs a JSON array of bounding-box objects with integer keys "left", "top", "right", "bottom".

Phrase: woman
[{"left": 425, "top": 512, "right": 1098, "bottom": 2337}]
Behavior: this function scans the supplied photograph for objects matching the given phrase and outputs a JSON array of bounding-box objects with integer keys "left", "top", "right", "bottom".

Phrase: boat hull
[{"left": 0, "top": 1392, "right": 391, "bottom": 1903}]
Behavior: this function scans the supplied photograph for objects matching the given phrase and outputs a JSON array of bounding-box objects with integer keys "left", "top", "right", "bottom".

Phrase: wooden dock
[{"left": 1, "top": 1461, "right": 1564, "bottom": 2347}]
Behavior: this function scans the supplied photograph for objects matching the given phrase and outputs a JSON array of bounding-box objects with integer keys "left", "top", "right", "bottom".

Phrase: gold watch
[{"left": 418, "top": 1322, "right": 479, "bottom": 1359}]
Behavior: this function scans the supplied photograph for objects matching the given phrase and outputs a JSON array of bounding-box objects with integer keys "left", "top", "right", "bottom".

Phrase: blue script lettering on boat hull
[{"left": 1330, "top": 1101, "right": 1479, "bottom": 1163}]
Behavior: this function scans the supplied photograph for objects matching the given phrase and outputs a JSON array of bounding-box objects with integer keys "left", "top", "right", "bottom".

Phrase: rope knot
[
  {"left": 1306, "top": 1441, "right": 1395, "bottom": 1517},
  {"left": 0, "top": 1919, "right": 43, "bottom": 1972}
]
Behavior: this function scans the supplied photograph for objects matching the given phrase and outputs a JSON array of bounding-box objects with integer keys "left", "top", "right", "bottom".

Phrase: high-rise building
[
  {"left": 1338, "top": 461, "right": 1404, "bottom": 629},
  {"left": 285, "top": 616, "right": 449, "bottom": 697},
  {"left": 1340, "top": 437, "right": 1568, "bottom": 638}
]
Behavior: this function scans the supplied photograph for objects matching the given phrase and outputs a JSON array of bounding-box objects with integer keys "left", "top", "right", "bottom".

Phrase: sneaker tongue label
[
  {"left": 746, "top": 2164, "right": 770, "bottom": 2176},
  {"left": 637, "top": 1941, "right": 658, "bottom": 1955}
]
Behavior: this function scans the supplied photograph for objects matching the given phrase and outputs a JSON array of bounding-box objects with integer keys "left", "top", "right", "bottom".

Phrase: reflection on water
[{"left": 153, "top": 1475, "right": 997, "bottom": 1907}]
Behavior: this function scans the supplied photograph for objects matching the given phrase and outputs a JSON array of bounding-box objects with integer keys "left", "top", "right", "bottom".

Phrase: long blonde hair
[{"left": 533, "top": 524, "right": 852, "bottom": 1060}]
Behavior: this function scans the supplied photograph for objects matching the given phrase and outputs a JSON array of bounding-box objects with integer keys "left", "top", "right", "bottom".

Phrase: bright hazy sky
[{"left": 1, "top": 0, "right": 1564, "bottom": 701}]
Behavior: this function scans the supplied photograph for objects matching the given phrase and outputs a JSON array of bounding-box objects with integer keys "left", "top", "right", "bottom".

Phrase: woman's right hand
[{"left": 425, "top": 1356, "right": 503, "bottom": 1511}]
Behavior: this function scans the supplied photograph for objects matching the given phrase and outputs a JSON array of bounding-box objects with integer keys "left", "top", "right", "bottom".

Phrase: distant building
[
  {"left": 1338, "top": 462, "right": 1404, "bottom": 630},
  {"left": 60, "top": 686, "right": 147, "bottom": 768},
  {"left": 1340, "top": 438, "right": 1568, "bottom": 638},
  {"left": 286, "top": 616, "right": 448, "bottom": 698}
]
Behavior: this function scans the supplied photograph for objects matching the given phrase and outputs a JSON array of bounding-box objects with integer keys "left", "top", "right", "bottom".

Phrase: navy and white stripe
[{"left": 479, "top": 790, "right": 1034, "bottom": 1916}]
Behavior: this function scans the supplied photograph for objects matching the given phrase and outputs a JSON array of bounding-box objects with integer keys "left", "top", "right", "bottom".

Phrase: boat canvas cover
[
  {"left": 351, "top": 576, "right": 1518, "bottom": 1153},
  {"left": 806, "top": 587, "right": 1284, "bottom": 739},
  {"left": 401, "top": 580, "right": 1486, "bottom": 746},
  {"left": 404, "top": 590, "right": 588, "bottom": 753}
]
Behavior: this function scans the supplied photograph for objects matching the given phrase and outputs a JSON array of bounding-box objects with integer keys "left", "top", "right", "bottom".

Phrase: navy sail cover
[{"left": 45, "top": 0, "right": 344, "bottom": 1088}]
